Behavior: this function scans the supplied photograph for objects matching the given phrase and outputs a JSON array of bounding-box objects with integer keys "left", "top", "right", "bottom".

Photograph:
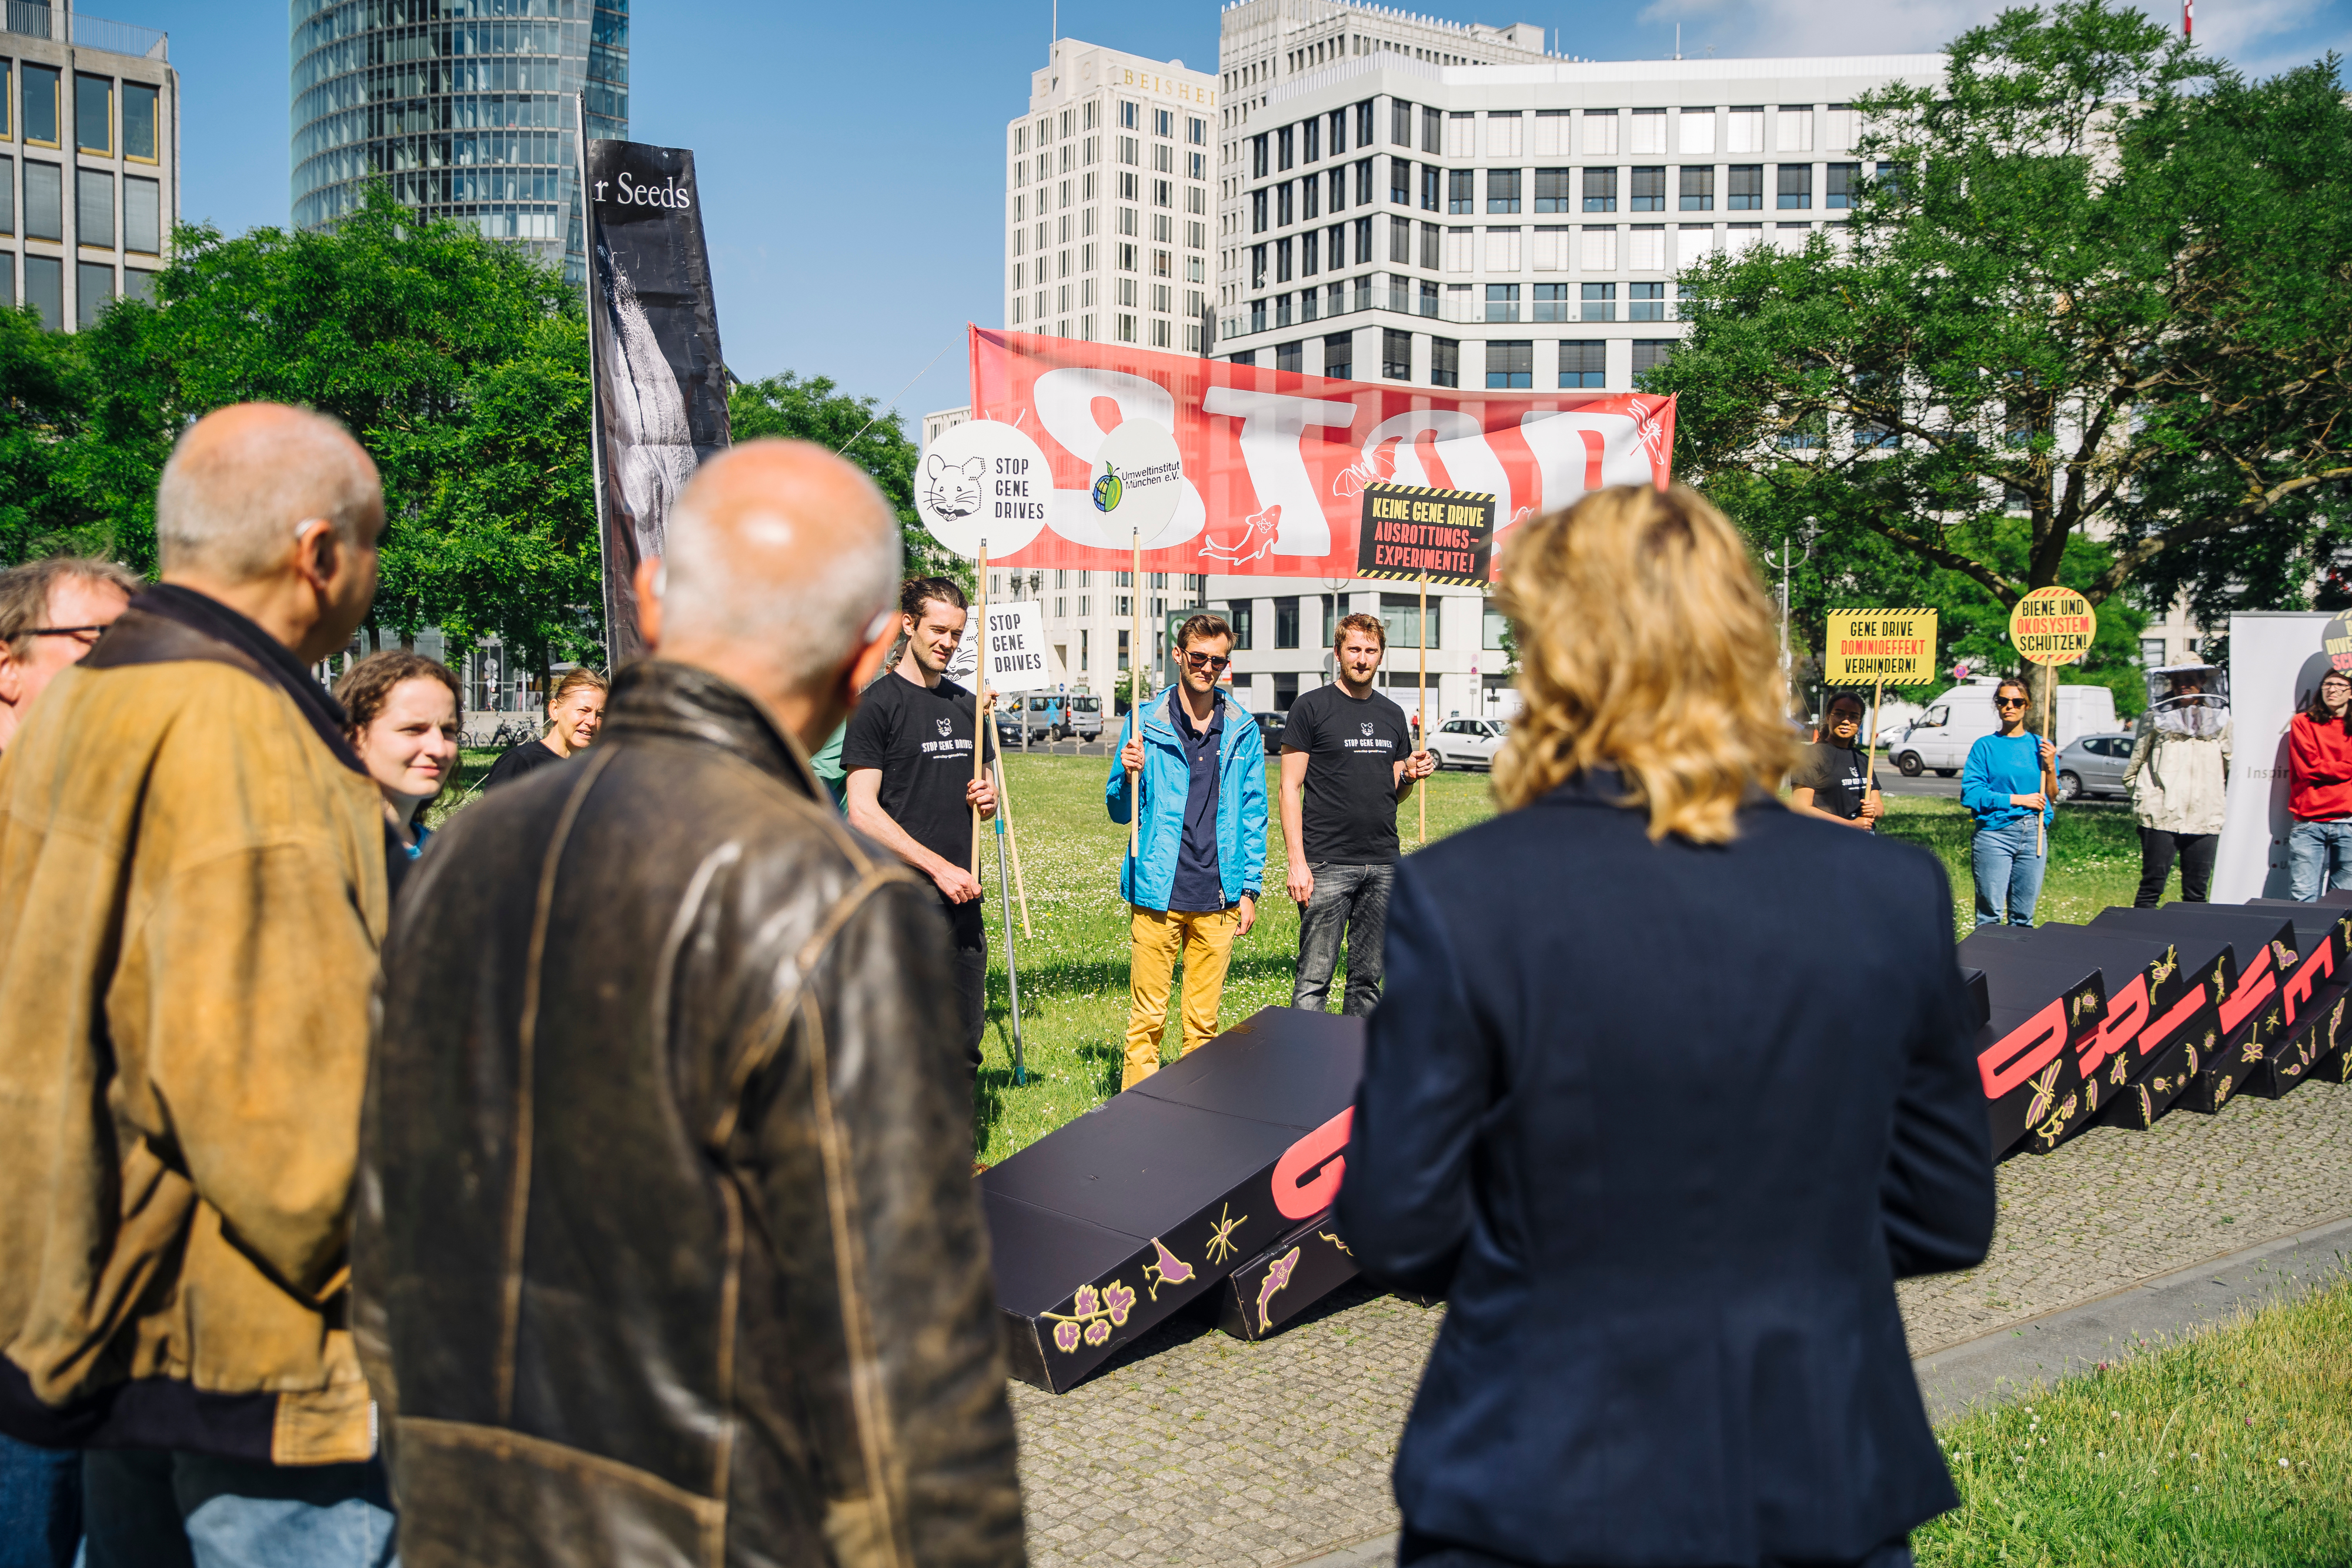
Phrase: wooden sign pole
[
  {"left": 971, "top": 540, "right": 989, "bottom": 880},
  {"left": 1129, "top": 530, "right": 1142, "bottom": 861},
  {"left": 1417, "top": 572, "right": 1429, "bottom": 847},
  {"left": 2039, "top": 675, "right": 2056, "bottom": 858},
  {"left": 1862, "top": 677, "right": 1884, "bottom": 832}
]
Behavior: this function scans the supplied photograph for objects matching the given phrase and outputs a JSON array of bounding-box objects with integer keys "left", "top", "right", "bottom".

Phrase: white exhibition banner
[
  {"left": 980, "top": 600, "right": 1052, "bottom": 694},
  {"left": 2212, "top": 611, "right": 2336, "bottom": 902},
  {"left": 944, "top": 600, "right": 1051, "bottom": 694}
]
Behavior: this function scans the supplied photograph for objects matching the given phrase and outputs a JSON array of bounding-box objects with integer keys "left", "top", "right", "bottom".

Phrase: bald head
[
  {"left": 157, "top": 404, "right": 383, "bottom": 581},
  {"left": 660, "top": 440, "right": 903, "bottom": 694}
]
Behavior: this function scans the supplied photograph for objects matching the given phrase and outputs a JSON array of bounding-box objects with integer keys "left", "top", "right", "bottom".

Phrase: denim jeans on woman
[
  {"left": 0, "top": 1433, "right": 79, "bottom": 1568},
  {"left": 1292, "top": 861, "right": 1394, "bottom": 1016},
  {"left": 81, "top": 1451, "right": 396, "bottom": 1568},
  {"left": 1972, "top": 815, "right": 2046, "bottom": 927},
  {"left": 2288, "top": 818, "right": 2352, "bottom": 901}
]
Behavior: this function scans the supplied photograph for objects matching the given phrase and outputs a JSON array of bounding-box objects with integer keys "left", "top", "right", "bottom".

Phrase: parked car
[
  {"left": 1067, "top": 693, "right": 1104, "bottom": 741},
  {"left": 2056, "top": 731, "right": 2138, "bottom": 801},
  {"left": 1431, "top": 716, "right": 1509, "bottom": 771},
  {"left": 1252, "top": 711, "right": 1286, "bottom": 748}
]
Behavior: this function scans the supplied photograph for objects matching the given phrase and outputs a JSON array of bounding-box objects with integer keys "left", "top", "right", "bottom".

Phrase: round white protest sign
[
  {"left": 915, "top": 420, "right": 1051, "bottom": 559},
  {"left": 1087, "top": 419, "right": 1185, "bottom": 549}
]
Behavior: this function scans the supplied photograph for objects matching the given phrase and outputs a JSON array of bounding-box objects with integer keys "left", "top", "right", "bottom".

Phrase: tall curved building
[{"left": 290, "top": 0, "right": 627, "bottom": 280}]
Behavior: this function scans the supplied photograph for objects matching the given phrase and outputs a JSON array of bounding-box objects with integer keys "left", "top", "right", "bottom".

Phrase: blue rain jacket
[{"left": 1105, "top": 689, "right": 1267, "bottom": 911}]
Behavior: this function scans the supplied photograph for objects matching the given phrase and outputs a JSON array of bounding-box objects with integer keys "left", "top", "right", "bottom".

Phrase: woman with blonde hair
[
  {"left": 480, "top": 664, "right": 608, "bottom": 790},
  {"left": 1336, "top": 485, "right": 1994, "bottom": 1568}
]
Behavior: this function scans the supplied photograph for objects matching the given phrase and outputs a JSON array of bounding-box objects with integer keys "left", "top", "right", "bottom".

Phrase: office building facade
[
  {"left": 1, "top": 6, "right": 178, "bottom": 331},
  {"left": 291, "top": 0, "right": 627, "bottom": 280}
]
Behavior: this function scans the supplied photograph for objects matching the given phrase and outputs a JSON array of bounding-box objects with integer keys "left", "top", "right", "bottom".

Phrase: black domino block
[
  {"left": 1956, "top": 932, "right": 2106, "bottom": 1156},
  {"left": 1215, "top": 1212, "right": 1361, "bottom": 1341},
  {"left": 2089, "top": 907, "right": 2300, "bottom": 1114},
  {"left": 980, "top": 1008, "right": 1362, "bottom": 1392},
  {"left": 1991, "top": 924, "right": 2220, "bottom": 1127}
]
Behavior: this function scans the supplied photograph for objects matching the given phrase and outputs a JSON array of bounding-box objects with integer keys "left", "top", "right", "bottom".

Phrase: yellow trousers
[{"left": 1123, "top": 905, "right": 1241, "bottom": 1089}]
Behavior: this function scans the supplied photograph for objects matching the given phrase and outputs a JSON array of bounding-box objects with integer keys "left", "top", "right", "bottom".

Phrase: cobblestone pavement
[{"left": 1010, "top": 1079, "right": 2352, "bottom": 1568}]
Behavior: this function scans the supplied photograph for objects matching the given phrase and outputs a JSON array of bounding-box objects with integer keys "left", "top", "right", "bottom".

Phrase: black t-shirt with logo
[
  {"left": 841, "top": 671, "right": 995, "bottom": 874},
  {"left": 1283, "top": 682, "right": 1413, "bottom": 864},
  {"left": 1791, "top": 741, "right": 1874, "bottom": 820}
]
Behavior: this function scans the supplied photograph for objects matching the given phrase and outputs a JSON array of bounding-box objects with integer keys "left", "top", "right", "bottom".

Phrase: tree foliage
[
  {"left": 729, "top": 372, "right": 967, "bottom": 584},
  {"left": 1652, "top": 0, "right": 2351, "bottom": 704}
]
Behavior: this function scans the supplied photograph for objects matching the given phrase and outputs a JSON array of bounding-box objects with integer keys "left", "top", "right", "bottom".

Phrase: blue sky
[{"left": 102, "top": 0, "right": 2352, "bottom": 418}]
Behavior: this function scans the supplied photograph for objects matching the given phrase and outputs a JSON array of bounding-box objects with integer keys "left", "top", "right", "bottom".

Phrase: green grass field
[{"left": 1916, "top": 1279, "right": 2352, "bottom": 1567}]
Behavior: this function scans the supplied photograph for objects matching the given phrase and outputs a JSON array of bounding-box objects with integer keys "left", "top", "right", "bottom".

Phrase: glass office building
[{"left": 290, "top": 0, "right": 627, "bottom": 280}]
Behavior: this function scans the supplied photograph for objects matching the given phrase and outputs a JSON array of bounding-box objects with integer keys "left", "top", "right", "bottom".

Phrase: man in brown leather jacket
[{"left": 356, "top": 441, "right": 1026, "bottom": 1567}]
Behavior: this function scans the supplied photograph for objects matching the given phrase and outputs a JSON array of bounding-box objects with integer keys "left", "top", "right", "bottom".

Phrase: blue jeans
[
  {"left": 82, "top": 1451, "right": 396, "bottom": 1568},
  {"left": 1292, "top": 861, "right": 1395, "bottom": 1017},
  {"left": 1972, "top": 815, "right": 2046, "bottom": 927},
  {"left": 2288, "top": 819, "right": 2352, "bottom": 901},
  {"left": 0, "top": 1433, "right": 80, "bottom": 1568}
]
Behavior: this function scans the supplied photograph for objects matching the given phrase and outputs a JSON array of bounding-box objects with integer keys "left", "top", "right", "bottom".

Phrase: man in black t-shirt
[
  {"left": 1281, "top": 613, "right": 1436, "bottom": 1015},
  {"left": 843, "top": 576, "right": 997, "bottom": 1079},
  {"left": 1788, "top": 689, "right": 1882, "bottom": 831}
]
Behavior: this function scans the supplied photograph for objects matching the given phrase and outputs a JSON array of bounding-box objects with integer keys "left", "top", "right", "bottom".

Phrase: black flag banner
[
  {"left": 1354, "top": 481, "right": 1495, "bottom": 589},
  {"left": 583, "top": 136, "right": 730, "bottom": 663}
]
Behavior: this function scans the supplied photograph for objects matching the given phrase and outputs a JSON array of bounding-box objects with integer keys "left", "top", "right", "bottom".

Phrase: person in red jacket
[{"left": 2288, "top": 668, "right": 2352, "bottom": 899}]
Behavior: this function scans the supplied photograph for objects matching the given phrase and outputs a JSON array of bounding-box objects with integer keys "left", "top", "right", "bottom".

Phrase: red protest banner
[{"left": 916, "top": 326, "right": 1675, "bottom": 579}]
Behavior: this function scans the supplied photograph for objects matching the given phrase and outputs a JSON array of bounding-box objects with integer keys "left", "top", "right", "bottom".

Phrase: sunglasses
[
  {"left": 1182, "top": 651, "right": 1232, "bottom": 672},
  {"left": 1996, "top": 696, "right": 2029, "bottom": 708}
]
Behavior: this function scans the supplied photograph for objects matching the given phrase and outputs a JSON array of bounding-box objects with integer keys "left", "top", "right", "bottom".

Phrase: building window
[
  {"left": 1388, "top": 214, "right": 1412, "bottom": 265},
  {"left": 1448, "top": 168, "right": 1475, "bottom": 214},
  {"left": 1876, "top": 162, "right": 1906, "bottom": 198},
  {"left": 1232, "top": 348, "right": 1257, "bottom": 366},
  {"left": 1121, "top": 101, "right": 1140, "bottom": 130},
  {"left": 1534, "top": 168, "right": 1571, "bottom": 213},
  {"left": 1275, "top": 597, "right": 1302, "bottom": 648},
  {"left": 1389, "top": 156, "right": 1411, "bottom": 205},
  {"left": 1277, "top": 237, "right": 1293, "bottom": 282},
  {"left": 1421, "top": 164, "right": 1441, "bottom": 212},
  {"left": 1303, "top": 118, "right": 1320, "bottom": 162},
  {"left": 24, "top": 65, "right": 61, "bottom": 148},
  {"left": 76, "top": 260, "right": 115, "bottom": 328},
  {"left": 1679, "top": 166, "right": 1715, "bottom": 210},
  {"left": 1729, "top": 165, "right": 1764, "bottom": 210},
  {"left": 1253, "top": 189, "right": 1268, "bottom": 233},
  {"left": 2139, "top": 637, "right": 2166, "bottom": 667},
  {"left": 1226, "top": 600, "right": 1256, "bottom": 650},
  {"left": 1630, "top": 166, "right": 1665, "bottom": 211},
  {"left": 1383, "top": 327, "right": 1413, "bottom": 379},
  {"left": 1485, "top": 340, "right": 1533, "bottom": 389},
  {"left": 1380, "top": 593, "right": 1440, "bottom": 650},
  {"left": 24, "top": 255, "right": 62, "bottom": 330},
  {"left": 1632, "top": 339, "right": 1674, "bottom": 378},
  {"left": 1827, "top": 163, "right": 1861, "bottom": 208},
  {"left": 1560, "top": 340, "right": 1606, "bottom": 388},
  {"left": 75, "top": 73, "right": 112, "bottom": 155},
  {"left": 1324, "top": 330, "right": 1354, "bottom": 379},
  {"left": 1533, "top": 282, "right": 1569, "bottom": 322},
  {"left": 1392, "top": 98, "right": 1414, "bottom": 146},
  {"left": 1277, "top": 339, "right": 1303, "bottom": 373},
  {"left": 1279, "top": 126, "right": 1295, "bottom": 170},
  {"left": 1582, "top": 168, "right": 1617, "bottom": 212},
  {"left": 1278, "top": 183, "right": 1294, "bottom": 226},
  {"left": 1778, "top": 165, "right": 1813, "bottom": 209},
  {"left": 76, "top": 169, "right": 113, "bottom": 249},
  {"left": 123, "top": 82, "right": 160, "bottom": 163},
  {"left": 1487, "top": 168, "right": 1522, "bottom": 213},
  {"left": 1581, "top": 282, "right": 1616, "bottom": 322},
  {"left": 1191, "top": 116, "right": 1208, "bottom": 145},
  {"left": 1629, "top": 281, "right": 1664, "bottom": 321},
  {"left": 1485, "top": 284, "right": 1519, "bottom": 323},
  {"left": 1430, "top": 336, "right": 1460, "bottom": 388},
  {"left": 24, "top": 161, "right": 62, "bottom": 243},
  {"left": 1424, "top": 106, "right": 1444, "bottom": 154},
  {"left": 1358, "top": 99, "right": 1377, "bottom": 147},
  {"left": 1484, "top": 603, "right": 1509, "bottom": 650},
  {"left": 1253, "top": 135, "right": 1269, "bottom": 178},
  {"left": 1419, "top": 222, "right": 1442, "bottom": 272},
  {"left": 1420, "top": 279, "right": 1440, "bottom": 317}
]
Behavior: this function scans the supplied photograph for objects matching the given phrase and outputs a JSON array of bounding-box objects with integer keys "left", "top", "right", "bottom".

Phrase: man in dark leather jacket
[{"left": 356, "top": 441, "right": 1026, "bottom": 1567}]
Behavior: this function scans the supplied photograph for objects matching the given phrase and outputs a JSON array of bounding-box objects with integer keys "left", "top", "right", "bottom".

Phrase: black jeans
[
  {"left": 2136, "top": 827, "right": 2216, "bottom": 907},
  {"left": 1292, "top": 861, "right": 1395, "bottom": 1017},
  {"left": 940, "top": 892, "right": 988, "bottom": 1081},
  {"left": 1399, "top": 1529, "right": 1914, "bottom": 1568}
]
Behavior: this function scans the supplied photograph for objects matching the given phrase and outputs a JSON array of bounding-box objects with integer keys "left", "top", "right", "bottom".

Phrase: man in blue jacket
[
  {"left": 1107, "top": 612, "right": 1267, "bottom": 1089},
  {"left": 1960, "top": 677, "right": 2058, "bottom": 926}
]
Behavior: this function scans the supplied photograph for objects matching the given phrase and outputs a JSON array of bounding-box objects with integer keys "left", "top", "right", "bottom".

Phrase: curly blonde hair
[{"left": 1492, "top": 484, "right": 1795, "bottom": 842}]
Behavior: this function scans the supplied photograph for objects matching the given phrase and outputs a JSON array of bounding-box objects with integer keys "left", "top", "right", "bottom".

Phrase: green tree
[
  {"left": 1650, "top": 1, "right": 2352, "bottom": 712},
  {"left": 0, "top": 308, "right": 103, "bottom": 564},
  {"left": 62, "top": 185, "right": 600, "bottom": 675},
  {"left": 728, "top": 372, "right": 967, "bottom": 583}
]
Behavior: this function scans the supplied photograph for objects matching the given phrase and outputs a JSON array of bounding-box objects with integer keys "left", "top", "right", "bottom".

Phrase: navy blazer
[{"left": 1337, "top": 773, "right": 1994, "bottom": 1567}]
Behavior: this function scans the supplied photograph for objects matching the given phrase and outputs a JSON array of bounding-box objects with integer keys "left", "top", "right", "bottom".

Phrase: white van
[{"left": 1883, "top": 680, "right": 2117, "bottom": 778}]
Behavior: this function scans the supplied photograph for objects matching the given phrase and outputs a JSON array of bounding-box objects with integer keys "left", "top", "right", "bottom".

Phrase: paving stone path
[{"left": 1009, "top": 1079, "right": 2352, "bottom": 1568}]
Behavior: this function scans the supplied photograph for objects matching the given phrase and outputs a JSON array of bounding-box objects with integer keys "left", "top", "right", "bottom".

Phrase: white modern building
[
  {"left": 1, "top": 6, "right": 179, "bottom": 330},
  {"left": 1005, "top": 40, "right": 1218, "bottom": 352}
]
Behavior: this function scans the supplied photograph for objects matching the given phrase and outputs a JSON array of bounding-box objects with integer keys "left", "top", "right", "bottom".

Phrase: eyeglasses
[
  {"left": 1995, "top": 696, "right": 2028, "bottom": 708},
  {"left": 1182, "top": 651, "right": 1232, "bottom": 672},
  {"left": 28, "top": 626, "right": 108, "bottom": 650}
]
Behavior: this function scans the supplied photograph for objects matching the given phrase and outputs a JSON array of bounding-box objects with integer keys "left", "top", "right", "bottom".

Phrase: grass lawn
[{"left": 1916, "top": 1278, "right": 2352, "bottom": 1567}]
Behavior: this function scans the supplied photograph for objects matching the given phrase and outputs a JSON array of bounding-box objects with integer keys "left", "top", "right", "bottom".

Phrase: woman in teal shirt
[{"left": 1960, "top": 678, "right": 2059, "bottom": 926}]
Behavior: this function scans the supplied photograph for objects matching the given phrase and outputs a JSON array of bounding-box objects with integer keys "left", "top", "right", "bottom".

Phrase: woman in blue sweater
[{"left": 1960, "top": 678, "right": 2058, "bottom": 926}]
